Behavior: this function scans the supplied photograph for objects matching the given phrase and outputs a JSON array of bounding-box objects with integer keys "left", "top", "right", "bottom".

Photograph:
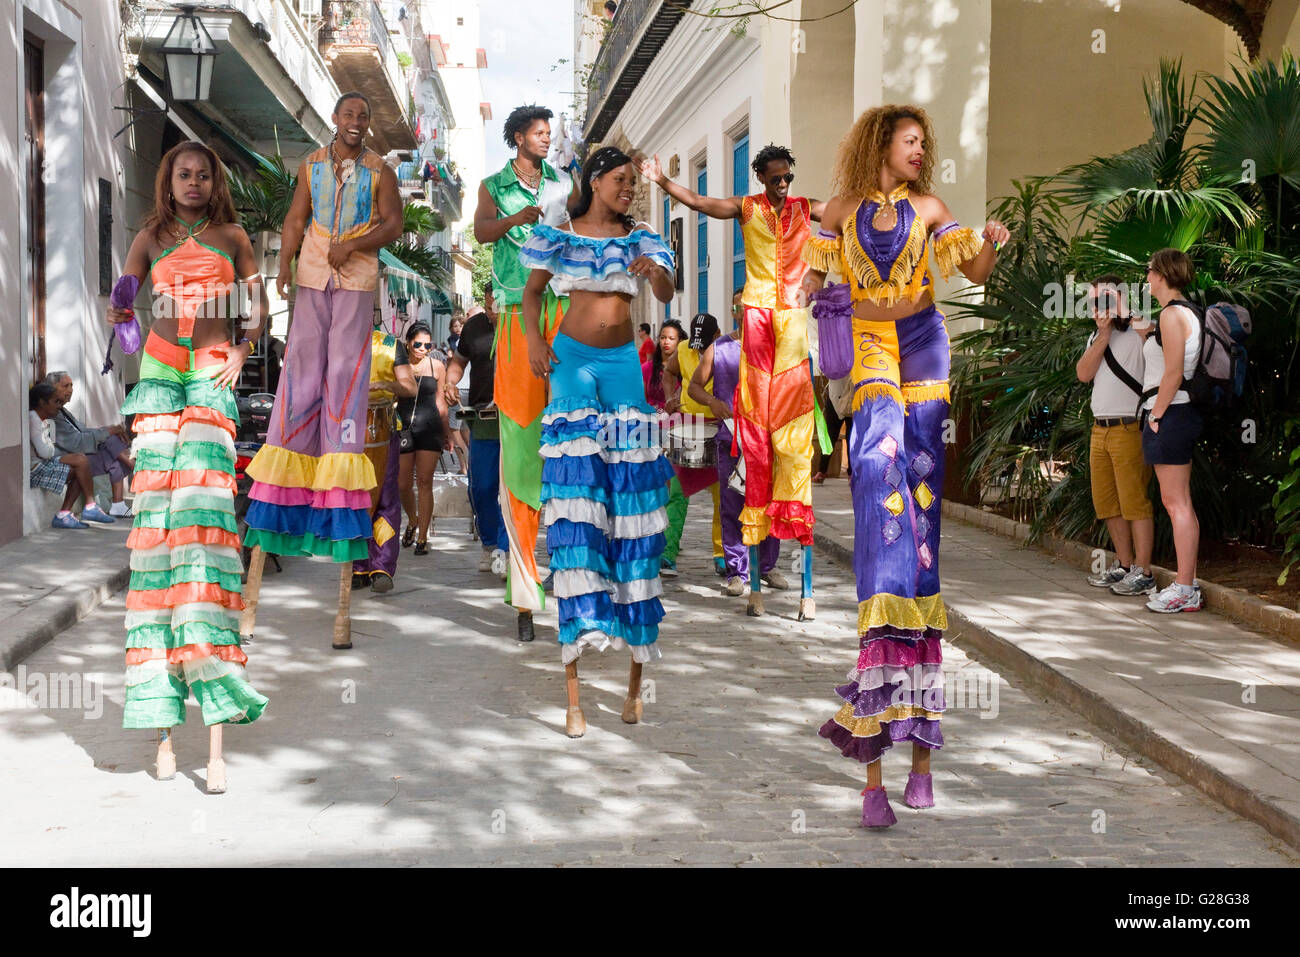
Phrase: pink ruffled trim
[
  {"left": 248, "top": 483, "right": 371, "bottom": 510},
  {"left": 856, "top": 635, "right": 943, "bottom": 671}
]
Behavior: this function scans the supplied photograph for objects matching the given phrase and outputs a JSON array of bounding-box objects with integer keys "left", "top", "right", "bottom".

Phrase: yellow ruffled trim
[
  {"left": 902, "top": 380, "right": 951, "bottom": 406},
  {"left": 933, "top": 226, "right": 983, "bottom": 280},
  {"left": 246, "top": 446, "right": 377, "bottom": 492},
  {"left": 830, "top": 701, "right": 944, "bottom": 737},
  {"left": 740, "top": 506, "right": 771, "bottom": 545},
  {"left": 857, "top": 592, "right": 948, "bottom": 633},
  {"left": 801, "top": 235, "right": 841, "bottom": 274},
  {"left": 850, "top": 380, "right": 904, "bottom": 413}
]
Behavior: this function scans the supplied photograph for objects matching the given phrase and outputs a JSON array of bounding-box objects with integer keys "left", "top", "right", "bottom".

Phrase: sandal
[
  {"left": 415, "top": 540, "right": 429, "bottom": 556},
  {"left": 401, "top": 526, "right": 415, "bottom": 548}
]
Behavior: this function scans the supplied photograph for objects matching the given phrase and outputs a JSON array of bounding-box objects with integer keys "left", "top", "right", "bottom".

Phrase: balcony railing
[
  {"left": 583, "top": 0, "right": 690, "bottom": 143},
  {"left": 319, "top": 0, "right": 405, "bottom": 106}
]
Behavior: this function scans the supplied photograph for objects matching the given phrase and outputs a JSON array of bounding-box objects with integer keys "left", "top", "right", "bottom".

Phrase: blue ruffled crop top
[{"left": 519, "top": 222, "right": 676, "bottom": 296}]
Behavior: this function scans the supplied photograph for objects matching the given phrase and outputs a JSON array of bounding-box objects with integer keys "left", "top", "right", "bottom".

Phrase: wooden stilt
[
  {"left": 240, "top": 545, "right": 266, "bottom": 637},
  {"left": 912, "top": 742, "right": 931, "bottom": 775},
  {"left": 206, "top": 724, "right": 226, "bottom": 794},
  {"left": 622, "top": 659, "right": 644, "bottom": 724},
  {"left": 866, "top": 758, "right": 883, "bottom": 790},
  {"left": 332, "top": 561, "right": 353, "bottom": 649},
  {"left": 746, "top": 544, "right": 764, "bottom": 616},
  {"left": 798, "top": 544, "right": 816, "bottom": 620},
  {"left": 156, "top": 727, "right": 175, "bottom": 780},
  {"left": 564, "top": 660, "right": 585, "bottom": 737}
]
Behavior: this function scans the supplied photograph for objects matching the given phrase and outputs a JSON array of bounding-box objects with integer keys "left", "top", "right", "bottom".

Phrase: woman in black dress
[{"left": 397, "top": 323, "right": 447, "bottom": 554}]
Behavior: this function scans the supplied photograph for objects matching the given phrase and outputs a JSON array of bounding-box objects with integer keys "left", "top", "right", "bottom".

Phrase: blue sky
[{"left": 480, "top": 0, "right": 577, "bottom": 174}]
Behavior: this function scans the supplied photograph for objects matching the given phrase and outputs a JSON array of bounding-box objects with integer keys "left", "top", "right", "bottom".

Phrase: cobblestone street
[{"left": 1, "top": 515, "right": 1295, "bottom": 867}]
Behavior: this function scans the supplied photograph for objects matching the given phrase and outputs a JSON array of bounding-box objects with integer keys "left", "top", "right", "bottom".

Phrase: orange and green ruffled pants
[{"left": 121, "top": 334, "right": 268, "bottom": 729}]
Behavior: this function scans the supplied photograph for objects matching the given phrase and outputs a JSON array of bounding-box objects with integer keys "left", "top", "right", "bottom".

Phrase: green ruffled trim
[
  {"left": 134, "top": 448, "right": 176, "bottom": 473},
  {"left": 190, "top": 673, "right": 267, "bottom": 725},
  {"left": 131, "top": 509, "right": 169, "bottom": 530},
  {"left": 186, "top": 380, "right": 240, "bottom": 422},
  {"left": 168, "top": 509, "right": 239, "bottom": 533},
  {"left": 130, "top": 566, "right": 243, "bottom": 593},
  {"left": 122, "top": 379, "right": 184, "bottom": 416},
  {"left": 174, "top": 441, "right": 235, "bottom": 472},
  {"left": 244, "top": 528, "right": 368, "bottom": 563},
  {"left": 122, "top": 674, "right": 187, "bottom": 729},
  {"left": 126, "top": 620, "right": 241, "bottom": 650}
]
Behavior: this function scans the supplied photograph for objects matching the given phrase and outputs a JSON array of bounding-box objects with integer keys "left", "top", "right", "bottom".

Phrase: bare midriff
[
  {"left": 854, "top": 289, "right": 935, "bottom": 322},
  {"left": 555, "top": 289, "right": 636, "bottom": 347}
]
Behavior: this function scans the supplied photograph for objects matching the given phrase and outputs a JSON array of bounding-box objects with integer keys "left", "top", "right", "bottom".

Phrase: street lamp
[{"left": 160, "top": 5, "right": 218, "bottom": 102}]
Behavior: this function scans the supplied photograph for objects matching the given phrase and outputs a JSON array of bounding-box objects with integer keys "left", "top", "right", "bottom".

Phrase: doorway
[{"left": 24, "top": 31, "right": 46, "bottom": 385}]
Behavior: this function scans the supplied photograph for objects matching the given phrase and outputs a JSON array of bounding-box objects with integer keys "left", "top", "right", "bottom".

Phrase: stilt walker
[
  {"left": 802, "top": 105, "right": 1008, "bottom": 826},
  {"left": 351, "top": 324, "right": 418, "bottom": 593},
  {"left": 240, "top": 93, "right": 405, "bottom": 650},
  {"left": 644, "top": 145, "right": 827, "bottom": 615},
  {"left": 520, "top": 147, "right": 676, "bottom": 738},
  {"left": 110, "top": 140, "right": 270, "bottom": 792},
  {"left": 474, "top": 105, "right": 579, "bottom": 642}
]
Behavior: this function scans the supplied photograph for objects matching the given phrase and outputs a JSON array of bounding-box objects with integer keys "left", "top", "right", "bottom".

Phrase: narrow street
[{"left": 2, "top": 515, "right": 1294, "bottom": 867}]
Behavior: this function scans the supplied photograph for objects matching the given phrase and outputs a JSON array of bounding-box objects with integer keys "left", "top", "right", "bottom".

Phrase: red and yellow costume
[{"left": 734, "top": 194, "right": 816, "bottom": 546}]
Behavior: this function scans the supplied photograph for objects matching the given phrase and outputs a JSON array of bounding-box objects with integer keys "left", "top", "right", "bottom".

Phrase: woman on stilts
[
  {"left": 520, "top": 146, "right": 676, "bottom": 738},
  {"left": 108, "top": 141, "right": 270, "bottom": 792},
  {"left": 802, "top": 106, "right": 1009, "bottom": 826}
]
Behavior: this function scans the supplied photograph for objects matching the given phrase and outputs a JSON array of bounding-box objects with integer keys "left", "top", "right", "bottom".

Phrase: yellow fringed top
[{"left": 800, "top": 184, "right": 984, "bottom": 306}]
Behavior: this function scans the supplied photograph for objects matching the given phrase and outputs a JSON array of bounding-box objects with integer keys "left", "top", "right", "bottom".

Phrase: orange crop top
[
  {"left": 801, "top": 184, "right": 982, "bottom": 306},
  {"left": 150, "top": 219, "right": 236, "bottom": 347}
]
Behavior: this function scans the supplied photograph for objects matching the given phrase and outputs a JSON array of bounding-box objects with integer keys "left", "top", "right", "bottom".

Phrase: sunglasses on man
[{"left": 770, "top": 173, "right": 795, "bottom": 185}]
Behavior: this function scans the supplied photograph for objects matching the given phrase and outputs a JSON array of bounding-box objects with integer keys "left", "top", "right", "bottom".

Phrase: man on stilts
[
  {"left": 241, "top": 92, "right": 405, "bottom": 649},
  {"left": 474, "top": 104, "right": 579, "bottom": 642},
  {"left": 644, "top": 145, "right": 826, "bottom": 618}
]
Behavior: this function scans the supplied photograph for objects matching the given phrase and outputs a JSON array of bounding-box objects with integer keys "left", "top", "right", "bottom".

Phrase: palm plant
[
  {"left": 950, "top": 56, "right": 1300, "bottom": 559},
  {"left": 229, "top": 151, "right": 297, "bottom": 235}
]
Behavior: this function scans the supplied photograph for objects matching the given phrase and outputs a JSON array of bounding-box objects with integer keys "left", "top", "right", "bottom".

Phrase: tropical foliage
[{"left": 948, "top": 56, "right": 1300, "bottom": 571}]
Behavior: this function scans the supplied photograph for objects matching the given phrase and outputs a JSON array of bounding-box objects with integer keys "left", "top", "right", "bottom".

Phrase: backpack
[{"left": 1144, "top": 300, "right": 1251, "bottom": 414}]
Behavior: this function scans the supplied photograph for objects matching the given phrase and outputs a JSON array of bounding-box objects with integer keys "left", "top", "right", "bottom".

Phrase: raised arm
[
  {"left": 923, "top": 195, "right": 1007, "bottom": 286},
  {"left": 639, "top": 154, "right": 743, "bottom": 220}
]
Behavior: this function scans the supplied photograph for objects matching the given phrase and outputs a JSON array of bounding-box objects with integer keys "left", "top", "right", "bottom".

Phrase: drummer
[
  {"left": 688, "top": 314, "right": 786, "bottom": 597},
  {"left": 662, "top": 312, "right": 725, "bottom": 576}
]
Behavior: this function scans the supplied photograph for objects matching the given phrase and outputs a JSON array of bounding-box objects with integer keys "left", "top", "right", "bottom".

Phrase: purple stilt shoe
[
  {"left": 904, "top": 772, "right": 934, "bottom": 808},
  {"left": 860, "top": 787, "right": 897, "bottom": 828}
]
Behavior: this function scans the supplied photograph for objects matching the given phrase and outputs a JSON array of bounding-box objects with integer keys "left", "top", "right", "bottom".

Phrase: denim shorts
[{"left": 1142, "top": 403, "right": 1202, "bottom": 466}]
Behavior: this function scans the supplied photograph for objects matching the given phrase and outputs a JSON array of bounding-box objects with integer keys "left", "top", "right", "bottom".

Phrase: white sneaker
[
  {"left": 479, "top": 547, "right": 494, "bottom": 572},
  {"left": 108, "top": 501, "right": 132, "bottom": 517},
  {"left": 1146, "top": 582, "right": 1203, "bottom": 613},
  {"left": 724, "top": 575, "right": 746, "bottom": 597},
  {"left": 1087, "top": 561, "right": 1127, "bottom": 588}
]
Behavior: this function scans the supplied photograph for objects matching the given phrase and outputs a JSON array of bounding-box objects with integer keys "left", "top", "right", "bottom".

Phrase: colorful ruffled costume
[
  {"left": 484, "top": 160, "right": 574, "bottom": 611},
  {"left": 243, "top": 145, "right": 385, "bottom": 564},
  {"left": 120, "top": 222, "right": 267, "bottom": 727},
  {"left": 735, "top": 194, "right": 817, "bottom": 546},
  {"left": 802, "top": 184, "right": 984, "bottom": 763},
  {"left": 519, "top": 223, "right": 676, "bottom": 662},
  {"left": 352, "top": 329, "right": 407, "bottom": 580}
]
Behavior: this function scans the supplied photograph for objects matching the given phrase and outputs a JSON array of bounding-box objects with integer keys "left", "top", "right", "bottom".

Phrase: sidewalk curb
[
  {"left": 811, "top": 528, "right": 1300, "bottom": 853},
  {"left": 0, "top": 564, "right": 131, "bottom": 673},
  {"left": 943, "top": 500, "right": 1300, "bottom": 643}
]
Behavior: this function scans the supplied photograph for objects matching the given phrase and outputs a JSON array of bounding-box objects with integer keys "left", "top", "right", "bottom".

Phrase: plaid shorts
[{"left": 30, "top": 457, "right": 70, "bottom": 493}]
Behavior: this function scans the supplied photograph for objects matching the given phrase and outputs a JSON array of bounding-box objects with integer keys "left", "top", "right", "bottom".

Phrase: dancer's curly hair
[
  {"left": 751, "top": 144, "right": 795, "bottom": 179},
  {"left": 503, "top": 104, "right": 553, "bottom": 149},
  {"left": 831, "top": 105, "right": 936, "bottom": 199}
]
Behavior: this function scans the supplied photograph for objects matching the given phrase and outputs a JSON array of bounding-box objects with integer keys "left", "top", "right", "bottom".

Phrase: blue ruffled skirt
[{"left": 541, "top": 395, "right": 674, "bottom": 663}]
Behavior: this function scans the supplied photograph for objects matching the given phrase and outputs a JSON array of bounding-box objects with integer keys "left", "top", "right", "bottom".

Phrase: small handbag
[{"left": 398, "top": 370, "right": 427, "bottom": 453}]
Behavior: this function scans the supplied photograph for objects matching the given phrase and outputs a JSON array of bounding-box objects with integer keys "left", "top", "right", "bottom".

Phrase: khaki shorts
[{"left": 1090, "top": 422, "right": 1153, "bottom": 521}]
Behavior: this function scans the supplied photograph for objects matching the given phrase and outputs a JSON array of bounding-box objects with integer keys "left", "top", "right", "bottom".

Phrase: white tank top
[{"left": 1141, "top": 303, "right": 1200, "bottom": 409}]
